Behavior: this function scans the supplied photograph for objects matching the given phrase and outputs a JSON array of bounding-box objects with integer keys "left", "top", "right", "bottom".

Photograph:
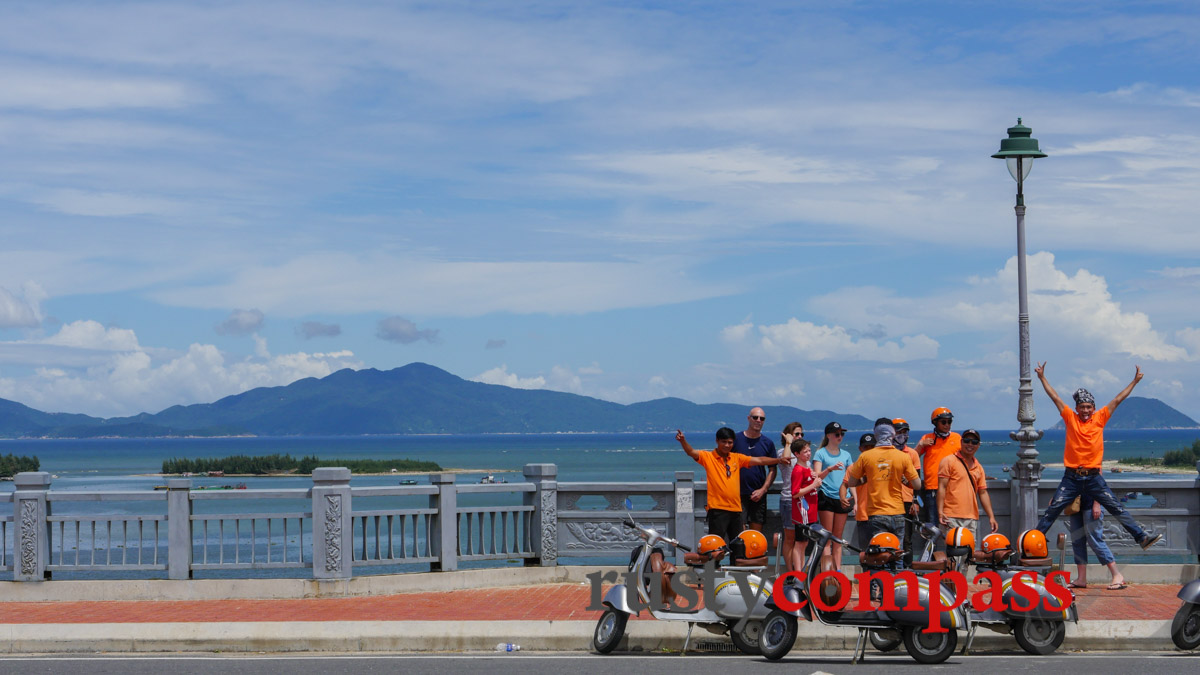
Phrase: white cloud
[
  {"left": 473, "top": 365, "right": 546, "bottom": 390},
  {"left": 0, "top": 283, "right": 43, "bottom": 329},
  {"left": 724, "top": 318, "right": 940, "bottom": 364},
  {"left": 28, "top": 189, "right": 185, "bottom": 218},
  {"left": 0, "top": 323, "right": 363, "bottom": 416},
  {"left": 0, "top": 68, "right": 197, "bottom": 110},
  {"left": 376, "top": 316, "right": 439, "bottom": 344}
]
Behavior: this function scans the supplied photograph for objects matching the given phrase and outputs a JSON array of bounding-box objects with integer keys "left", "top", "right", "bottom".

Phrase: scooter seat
[
  {"left": 973, "top": 549, "right": 1015, "bottom": 565},
  {"left": 859, "top": 550, "right": 902, "bottom": 567},
  {"left": 684, "top": 550, "right": 726, "bottom": 566},
  {"left": 732, "top": 556, "right": 768, "bottom": 567},
  {"left": 911, "top": 559, "right": 955, "bottom": 572},
  {"left": 1018, "top": 556, "right": 1053, "bottom": 567}
]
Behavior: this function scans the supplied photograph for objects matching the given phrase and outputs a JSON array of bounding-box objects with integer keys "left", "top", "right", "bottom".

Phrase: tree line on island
[
  {"left": 0, "top": 453, "right": 40, "bottom": 478},
  {"left": 161, "top": 453, "right": 441, "bottom": 475},
  {"left": 1121, "top": 439, "right": 1200, "bottom": 468}
]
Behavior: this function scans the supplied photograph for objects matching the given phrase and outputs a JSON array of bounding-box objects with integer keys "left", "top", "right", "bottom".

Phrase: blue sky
[{"left": 2, "top": 1, "right": 1199, "bottom": 429}]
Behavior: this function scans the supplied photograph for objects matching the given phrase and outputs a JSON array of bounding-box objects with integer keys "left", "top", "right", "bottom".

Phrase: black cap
[
  {"left": 859, "top": 433, "right": 876, "bottom": 448},
  {"left": 825, "top": 421, "right": 845, "bottom": 435},
  {"left": 962, "top": 429, "right": 981, "bottom": 441}
]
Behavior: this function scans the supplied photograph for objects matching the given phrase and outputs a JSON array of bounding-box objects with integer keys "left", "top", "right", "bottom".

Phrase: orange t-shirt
[
  {"left": 898, "top": 445, "right": 920, "bottom": 502},
  {"left": 937, "top": 453, "right": 987, "bottom": 520},
  {"left": 846, "top": 445, "right": 920, "bottom": 516},
  {"left": 694, "top": 450, "right": 755, "bottom": 512},
  {"left": 919, "top": 432, "right": 961, "bottom": 490},
  {"left": 1062, "top": 406, "right": 1111, "bottom": 469},
  {"left": 854, "top": 483, "right": 868, "bottom": 521}
]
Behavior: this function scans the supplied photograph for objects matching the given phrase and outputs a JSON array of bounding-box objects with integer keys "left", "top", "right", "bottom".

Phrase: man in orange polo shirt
[
  {"left": 937, "top": 428, "right": 999, "bottom": 543},
  {"left": 1033, "top": 363, "right": 1162, "bottom": 550},
  {"left": 676, "top": 427, "right": 788, "bottom": 543},
  {"left": 915, "top": 407, "right": 960, "bottom": 555},
  {"left": 839, "top": 420, "right": 920, "bottom": 542}
]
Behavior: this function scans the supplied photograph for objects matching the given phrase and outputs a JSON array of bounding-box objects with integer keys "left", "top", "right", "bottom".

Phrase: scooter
[
  {"left": 758, "top": 523, "right": 968, "bottom": 664},
  {"left": 592, "top": 504, "right": 779, "bottom": 655},
  {"left": 1171, "top": 578, "right": 1200, "bottom": 650}
]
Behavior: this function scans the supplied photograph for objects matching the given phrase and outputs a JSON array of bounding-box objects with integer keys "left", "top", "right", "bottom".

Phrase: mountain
[
  {"left": 0, "top": 363, "right": 875, "bottom": 437},
  {"left": 1051, "top": 396, "right": 1199, "bottom": 429}
]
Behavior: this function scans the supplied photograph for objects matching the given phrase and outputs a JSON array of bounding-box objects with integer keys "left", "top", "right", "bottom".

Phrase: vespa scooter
[
  {"left": 592, "top": 504, "right": 780, "bottom": 655},
  {"left": 758, "top": 523, "right": 968, "bottom": 664},
  {"left": 1171, "top": 577, "right": 1200, "bottom": 650}
]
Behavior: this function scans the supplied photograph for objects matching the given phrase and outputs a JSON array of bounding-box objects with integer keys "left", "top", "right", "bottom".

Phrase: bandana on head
[
  {"left": 873, "top": 423, "right": 896, "bottom": 447},
  {"left": 1073, "top": 388, "right": 1095, "bottom": 406}
]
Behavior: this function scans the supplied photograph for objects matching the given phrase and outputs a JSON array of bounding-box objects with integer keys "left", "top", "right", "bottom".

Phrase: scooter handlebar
[
  {"left": 676, "top": 542, "right": 692, "bottom": 552},
  {"left": 622, "top": 519, "right": 637, "bottom": 528}
]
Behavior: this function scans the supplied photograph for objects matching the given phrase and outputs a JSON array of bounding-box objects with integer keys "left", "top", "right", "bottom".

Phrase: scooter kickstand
[
  {"left": 962, "top": 623, "right": 977, "bottom": 655},
  {"left": 852, "top": 628, "right": 868, "bottom": 664},
  {"left": 681, "top": 622, "right": 694, "bottom": 656}
]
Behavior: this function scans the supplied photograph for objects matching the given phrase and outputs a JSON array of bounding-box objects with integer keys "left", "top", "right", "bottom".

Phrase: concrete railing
[{"left": 2, "top": 464, "right": 1198, "bottom": 581}]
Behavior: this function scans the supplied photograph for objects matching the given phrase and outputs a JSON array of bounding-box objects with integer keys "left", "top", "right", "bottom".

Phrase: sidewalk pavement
[{"left": 0, "top": 567, "right": 1192, "bottom": 654}]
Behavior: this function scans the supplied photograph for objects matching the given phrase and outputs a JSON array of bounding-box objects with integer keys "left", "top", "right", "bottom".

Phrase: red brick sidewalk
[{"left": 0, "top": 583, "right": 1182, "bottom": 624}]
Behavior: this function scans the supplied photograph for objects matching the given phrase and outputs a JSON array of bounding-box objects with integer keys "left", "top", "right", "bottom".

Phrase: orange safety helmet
[
  {"left": 698, "top": 534, "right": 726, "bottom": 555},
  {"left": 738, "top": 530, "right": 768, "bottom": 558},
  {"left": 892, "top": 418, "right": 910, "bottom": 432},
  {"left": 946, "top": 527, "right": 975, "bottom": 550},
  {"left": 930, "top": 407, "right": 953, "bottom": 423},
  {"left": 868, "top": 532, "right": 901, "bottom": 551},
  {"left": 981, "top": 533, "right": 1011, "bottom": 553},
  {"left": 1018, "top": 529, "right": 1048, "bottom": 558}
]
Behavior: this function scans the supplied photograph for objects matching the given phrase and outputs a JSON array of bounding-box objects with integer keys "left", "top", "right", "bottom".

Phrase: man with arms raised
[
  {"left": 676, "top": 428, "right": 787, "bottom": 544},
  {"left": 736, "top": 407, "right": 779, "bottom": 533},
  {"left": 1033, "top": 364, "right": 1162, "bottom": 550}
]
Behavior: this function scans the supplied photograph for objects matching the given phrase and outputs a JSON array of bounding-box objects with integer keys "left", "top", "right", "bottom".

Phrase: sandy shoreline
[
  {"left": 140, "top": 468, "right": 513, "bottom": 478},
  {"left": 1041, "top": 459, "right": 1196, "bottom": 475}
]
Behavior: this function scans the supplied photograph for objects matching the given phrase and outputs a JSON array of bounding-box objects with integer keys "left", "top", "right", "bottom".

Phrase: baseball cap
[
  {"left": 859, "top": 433, "right": 876, "bottom": 448},
  {"left": 824, "top": 421, "right": 845, "bottom": 435},
  {"left": 962, "top": 429, "right": 981, "bottom": 441}
]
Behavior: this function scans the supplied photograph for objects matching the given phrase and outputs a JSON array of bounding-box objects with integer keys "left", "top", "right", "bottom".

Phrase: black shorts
[
  {"left": 818, "top": 491, "right": 852, "bottom": 515},
  {"left": 792, "top": 525, "right": 816, "bottom": 555},
  {"left": 707, "top": 508, "right": 743, "bottom": 543},
  {"left": 741, "top": 492, "right": 768, "bottom": 526}
]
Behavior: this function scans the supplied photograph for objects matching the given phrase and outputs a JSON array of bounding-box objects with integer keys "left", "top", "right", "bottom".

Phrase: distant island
[
  {"left": 1050, "top": 397, "right": 1199, "bottom": 430},
  {"left": 1, "top": 363, "right": 1194, "bottom": 438},
  {"left": 161, "top": 454, "right": 441, "bottom": 476},
  {"left": 0, "top": 453, "right": 40, "bottom": 479}
]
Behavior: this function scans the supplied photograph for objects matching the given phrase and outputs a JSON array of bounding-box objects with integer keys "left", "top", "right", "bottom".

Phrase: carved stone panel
[
  {"left": 540, "top": 490, "right": 558, "bottom": 562},
  {"left": 19, "top": 499, "right": 38, "bottom": 576},
  {"left": 324, "top": 494, "right": 342, "bottom": 572}
]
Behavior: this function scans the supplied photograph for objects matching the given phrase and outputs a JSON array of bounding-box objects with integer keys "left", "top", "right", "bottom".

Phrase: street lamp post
[{"left": 993, "top": 119, "right": 1047, "bottom": 533}]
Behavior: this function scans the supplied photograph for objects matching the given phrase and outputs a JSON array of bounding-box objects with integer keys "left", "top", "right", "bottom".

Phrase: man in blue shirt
[{"left": 736, "top": 407, "right": 778, "bottom": 532}]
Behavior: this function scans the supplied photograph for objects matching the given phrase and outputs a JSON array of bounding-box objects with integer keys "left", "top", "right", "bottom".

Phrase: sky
[{"left": 1, "top": 1, "right": 1199, "bottom": 430}]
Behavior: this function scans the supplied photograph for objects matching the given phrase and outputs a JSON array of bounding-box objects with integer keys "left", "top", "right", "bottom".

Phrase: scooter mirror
[{"left": 623, "top": 497, "right": 633, "bottom": 511}]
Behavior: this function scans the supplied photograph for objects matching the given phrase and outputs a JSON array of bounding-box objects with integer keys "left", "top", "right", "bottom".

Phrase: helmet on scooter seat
[
  {"left": 737, "top": 530, "right": 768, "bottom": 558},
  {"left": 868, "top": 532, "right": 901, "bottom": 552},
  {"left": 981, "top": 533, "right": 1011, "bottom": 554},
  {"left": 946, "top": 527, "right": 975, "bottom": 550},
  {"left": 1018, "top": 529, "right": 1048, "bottom": 558},
  {"left": 698, "top": 534, "right": 725, "bottom": 555}
]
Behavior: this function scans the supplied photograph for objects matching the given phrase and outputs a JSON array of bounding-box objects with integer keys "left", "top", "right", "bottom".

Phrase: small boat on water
[
  {"left": 479, "top": 474, "right": 507, "bottom": 484},
  {"left": 400, "top": 479, "right": 418, "bottom": 485},
  {"left": 194, "top": 483, "right": 248, "bottom": 491}
]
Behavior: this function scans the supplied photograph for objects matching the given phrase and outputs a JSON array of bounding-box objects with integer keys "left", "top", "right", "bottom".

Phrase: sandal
[
  {"left": 1106, "top": 583, "right": 1129, "bottom": 591},
  {"left": 1067, "top": 582, "right": 1087, "bottom": 589}
]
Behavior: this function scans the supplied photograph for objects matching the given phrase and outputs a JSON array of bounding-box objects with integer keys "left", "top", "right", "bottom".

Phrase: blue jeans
[
  {"left": 1068, "top": 508, "right": 1114, "bottom": 566},
  {"left": 868, "top": 514, "right": 905, "bottom": 540},
  {"left": 1036, "top": 470, "right": 1149, "bottom": 545}
]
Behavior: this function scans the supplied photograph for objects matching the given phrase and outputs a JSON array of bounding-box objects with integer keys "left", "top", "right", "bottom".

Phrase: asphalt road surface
[{"left": 2, "top": 653, "right": 1198, "bottom": 675}]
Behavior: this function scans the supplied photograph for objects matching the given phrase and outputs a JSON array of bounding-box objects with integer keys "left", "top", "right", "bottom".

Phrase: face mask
[{"left": 895, "top": 431, "right": 909, "bottom": 447}]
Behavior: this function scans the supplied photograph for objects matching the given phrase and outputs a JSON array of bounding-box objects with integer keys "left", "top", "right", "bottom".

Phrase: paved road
[{"left": 2, "top": 652, "right": 1198, "bottom": 674}]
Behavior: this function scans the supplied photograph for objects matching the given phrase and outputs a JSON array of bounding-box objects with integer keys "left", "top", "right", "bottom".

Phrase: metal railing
[{"left": 2, "top": 463, "right": 1198, "bottom": 581}]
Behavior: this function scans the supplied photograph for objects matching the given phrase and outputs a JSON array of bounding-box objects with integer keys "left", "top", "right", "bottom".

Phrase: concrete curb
[{"left": 0, "top": 619, "right": 1179, "bottom": 654}]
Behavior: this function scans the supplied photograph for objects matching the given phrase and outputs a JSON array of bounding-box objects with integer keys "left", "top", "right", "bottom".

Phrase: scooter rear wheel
[
  {"left": 903, "top": 625, "right": 957, "bottom": 664},
  {"left": 1013, "top": 618, "right": 1066, "bottom": 655},
  {"left": 593, "top": 608, "right": 628, "bottom": 654},
  {"left": 869, "top": 628, "right": 902, "bottom": 652},
  {"left": 728, "top": 619, "right": 763, "bottom": 655},
  {"left": 759, "top": 610, "right": 797, "bottom": 661},
  {"left": 1172, "top": 603, "right": 1200, "bottom": 651}
]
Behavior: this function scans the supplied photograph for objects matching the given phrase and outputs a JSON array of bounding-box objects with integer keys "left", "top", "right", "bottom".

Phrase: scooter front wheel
[
  {"left": 759, "top": 610, "right": 797, "bottom": 661},
  {"left": 1013, "top": 617, "right": 1066, "bottom": 655},
  {"left": 903, "top": 625, "right": 957, "bottom": 664},
  {"left": 728, "top": 619, "right": 763, "bottom": 655},
  {"left": 869, "top": 628, "right": 902, "bottom": 652},
  {"left": 1172, "top": 602, "right": 1200, "bottom": 650},
  {"left": 593, "top": 608, "right": 628, "bottom": 654}
]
